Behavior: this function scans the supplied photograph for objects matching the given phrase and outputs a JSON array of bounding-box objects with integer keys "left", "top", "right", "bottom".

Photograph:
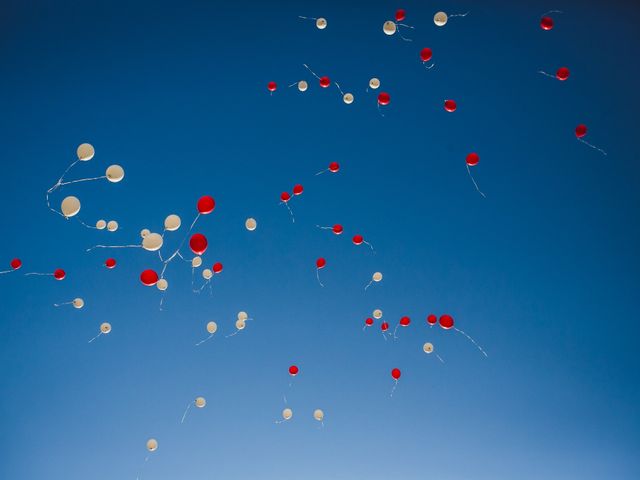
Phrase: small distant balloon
[
  {"left": 423, "top": 342, "right": 434, "bottom": 353},
  {"left": 192, "top": 256, "right": 203, "bottom": 268},
  {"left": 395, "top": 9, "right": 406, "bottom": 22},
  {"left": 319, "top": 76, "right": 330, "bottom": 88},
  {"left": 444, "top": 99, "right": 457, "bottom": 112},
  {"left": 206, "top": 321, "right": 218, "bottom": 334},
  {"left": 105, "top": 165, "right": 125, "bottom": 183},
  {"left": 107, "top": 220, "right": 118, "bottom": 232},
  {"left": 142, "top": 233, "right": 163, "bottom": 252},
  {"left": 282, "top": 408, "right": 293, "bottom": 420},
  {"left": 140, "top": 269, "right": 159, "bottom": 286},
  {"left": 105, "top": 258, "right": 116, "bottom": 269},
  {"left": 377, "top": 92, "right": 390, "bottom": 106},
  {"left": 156, "top": 278, "right": 168, "bottom": 291},
  {"left": 427, "top": 314, "right": 437, "bottom": 325},
  {"left": 540, "top": 16, "right": 553, "bottom": 30},
  {"left": 289, "top": 365, "right": 299, "bottom": 376},
  {"left": 316, "top": 18, "right": 327, "bottom": 29},
  {"left": 391, "top": 368, "right": 401, "bottom": 380},
  {"left": 195, "top": 396, "right": 206, "bottom": 408},
  {"left": 245, "top": 218, "right": 257, "bottom": 231},
  {"left": 434, "top": 11, "right": 448, "bottom": 26},
  {"left": 267, "top": 81, "right": 277, "bottom": 92},
  {"left": 383, "top": 21, "right": 397, "bottom": 36},
  {"left": 146, "top": 439, "right": 158, "bottom": 452},
  {"left": 54, "top": 268, "right": 66, "bottom": 280},
  {"left": 420, "top": 48, "right": 433, "bottom": 62},
  {"left": 100, "top": 322, "right": 111, "bottom": 334},
  {"left": 373, "top": 309, "right": 383, "bottom": 319},
  {"left": 343, "top": 93, "right": 354, "bottom": 104},
  {"left": 313, "top": 409, "right": 324, "bottom": 421},
  {"left": 11, "top": 258, "right": 22, "bottom": 270},
  {"left": 298, "top": 80, "right": 308, "bottom": 92},
  {"left": 197, "top": 196, "right": 215, "bottom": 215},
  {"left": 212, "top": 262, "right": 223, "bottom": 274},
  {"left": 369, "top": 78, "right": 380, "bottom": 90},
  {"left": 556, "top": 67, "right": 570, "bottom": 81},
  {"left": 72, "top": 298, "right": 84, "bottom": 309},
  {"left": 140, "top": 228, "right": 150, "bottom": 238},
  {"left": 202, "top": 268, "right": 213, "bottom": 280},
  {"left": 164, "top": 214, "right": 181, "bottom": 231},
  {"left": 96, "top": 220, "right": 107, "bottom": 230}
]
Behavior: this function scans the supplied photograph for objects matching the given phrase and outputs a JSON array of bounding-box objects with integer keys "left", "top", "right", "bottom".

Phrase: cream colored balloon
[
  {"left": 164, "top": 214, "right": 181, "bottom": 231},
  {"left": 142, "top": 233, "right": 163, "bottom": 251},
  {"left": 72, "top": 298, "right": 84, "bottom": 309},
  {"left": 373, "top": 272, "right": 383, "bottom": 282},
  {"left": 146, "top": 438, "right": 158, "bottom": 452},
  {"left": 235, "top": 319, "right": 246, "bottom": 330},
  {"left": 245, "top": 217, "right": 257, "bottom": 231},
  {"left": 77, "top": 143, "right": 95, "bottom": 161},
  {"left": 206, "top": 321, "right": 218, "bottom": 334},
  {"left": 195, "top": 396, "right": 206, "bottom": 408},
  {"left": 313, "top": 409, "right": 324, "bottom": 421},
  {"left": 423, "top": 342, "right": 434, "bottom": 354},
  {"left": 282, "top": 408, "right": 293, "bottom": 420},
  {"left": 343, "top": 93, "right": 354, "bottom": 104},
  {"left": 61, "top": 196, "right": 81, "bottom": 218},
  {"left": 140, "top": 228, "right": 150, "bottom": 238},
  {"left": 237, "top": 311, "right": 248, "bottom": 322},
  {"left": 316, "top": 17, "right": 327, "bottom": 29},
  {"left": 105, "top": 165, "right": 125, "bottom": 183},
  {"left": 156, "top": 278, "right": 168, "bottom": 291},
  {"left": 369, "top": 78, "right": 380, "bottom": 89},
  {"left": 373, "top": 309, "right": 383, "bottom": 319},
  {"left": 192, "top": 256, "right": 203, "bottom": 268},
  {"left": 100, "top": 322, "right": 111, "bottom": 334},
  {"left": 96, "top": 219, "right": 107, "bottom": 230},
  {"left": 297, "top": 80, "right": 308, "bottom": 92},
  {"left": 434, "top": 11, "right": 448, "bottom": 27},
  {"left": 383, "top": 20, "right": 397, "bottom": 35},
  {"left": 202, "top": 269, "right": 213, "bottom": 280},
  {"left": 107, "top": 220, "right": 118, "bottom": 232}
]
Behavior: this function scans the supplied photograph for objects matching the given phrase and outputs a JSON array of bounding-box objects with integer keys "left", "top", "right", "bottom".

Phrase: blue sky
[{"left": 1, "top": 1, "right": 639, "bottom": 479}]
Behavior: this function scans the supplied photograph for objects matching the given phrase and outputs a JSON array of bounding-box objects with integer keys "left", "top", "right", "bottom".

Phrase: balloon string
[
  {"left": 76, "top": 217, "right": 98, "bottom": 229},
  {"left": 363, "top": 240, "right": 376, "bottom": 253},
  {"left": 282, "top": 202, "right": 295, "bottom": 223},
  {"left": 316, "top": 225, "right": 332, "bottom": 230},
  {"left": 315, "top": 169, "right": 327, "bottom": 176},
  {"left": 195, "top": 334, "right": 214, "bottom": 346},
  {"left": 466, "top": 164, "right": 486, "bottom": 198},
  {"left": 390, "top": 380, "right": 398, "bottom": 397},
  {"left": 0, "top": 269, "right": 14, "bottom": 275},
  {"left": 392, "top": 324, "right": 400, "bottom": 339},
  {"left": 537, "top": 70, "right": 556, "bottom": 79},
  {"left": 454, "top": 327, "right": 488, "bottom": 357},
  {"left": 542, "top": 10, "right": 563, "bottom": 16},
  {"left": 435, "top": 353, "right": 445, "bottom": 364},
  {"left": 364, "top": 280, "right": 373, "bottom": 291},
  {"left": 381, "top": 332, "right": 388, "bottom": 341},
  {"left": 87, "top": 332, "right": 102, "bottom": 343},
  {"left": 298, "top": 15, "right": 317, "bottom": 21},
  {"left": 316, "top": 269, "right": 324, "bottom": 287},
  {"left": 180, "top": 402, "right": 193, "bottom": 424},
  {"left": 48, "top": 159, "right": 80, "bottom": 194},
  {"left": 58, "top": 175, "right": 106, "bottom": 186},
  {"left": 302, "top": 63, "right": 320, "bottom": 80},
  {"left": 24, "top": 272, "right": 53, "bottom": 276},
  {"left": 334, "top": 81, "right": 345, "bottom": 96},
  {"left": 449, "top": 11, "right": 470, "bottom": 18},
  {"left": 396, "top": 23, "right": 414, "bottom": 42},
  {"left": 578, "top": 138, "right": 607, "bottom": 156},
  {"left": 377, "top": 103, "right": 385, "bottom": 117},
  {"left": 225, "top": 330, "right": 241, "bottom": 338},
  {"left": 53, "top": 301, "right": 72, "bottom": 307},
  {"left": 288, "top": 82, "right": 298, "bottom": 88},
  {"left": 424, "top": 63, "right": 435, "bottom": 70},
  {"left": 283, "top": 394, "right": 288, "bottom": 404},
  {"left": 86, "top": 244, "right": 140, "bottom": 252}
]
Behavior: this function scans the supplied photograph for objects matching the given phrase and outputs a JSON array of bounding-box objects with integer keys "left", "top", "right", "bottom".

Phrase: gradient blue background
[{"left": 1, "top": 1, "right": 639, "bottom": 478}]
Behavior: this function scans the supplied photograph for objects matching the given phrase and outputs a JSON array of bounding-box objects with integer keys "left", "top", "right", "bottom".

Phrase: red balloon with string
[
  {"left": 212, "top": 262, "right": 223, "bottom": 274},
  {"left": 293, "top": 184, "right": 304, "bottom": 196},
  {"left": 427, "top": 314, "right": 437, "bottom": 326},
  {"left": 197, "top": 196, "right": 215, "bottom": 214},
  {"left": 328, "top": 162, "right": 340, "bottom": 173},
  {"left": 365, "top": 317, "right": 374, "bottom": 327},
  {"left": 332, "top": 224, "right": 343, "bottom": 235},
  {"left": 556, "top": 67, "right": 570, "bottom": 81},
  {"left": 378, "top": 92, "right": 390, "bottom": 106},
  {"left": 267, "top": 81, "right": 277, "bottom": 92},
  {"left": 54, "top": 269, "right": 66, "bottom": 280},
  {"left": 466, "top": 153, "right": 479, "bottom": 166},
  {"left": 352, "top": 234, "right": 363, "bottom": 245},
  {"left": 395, "top": 9, "right": 406, "bottom": 22},
  {"left": 319, "top": 76, "right": 330, "bottom": 88},
  {"left": 10, "top": 258, "right": 22, "bottom": 270},
  {"left": 140, "top": 269, "right": 159, "bottom": 286},
  {"left": 189, "top": 233, "right": 208, "bottom": 255},
  {"left": 316, "top": 258, "right": 326, "bottom": 269},
  {"left": 381, "top": 322, "right": 389, "bottom": 332},
  {"left": 391, "top": 368, "right": 401, "bottom": 380},
  {"left": 288, "top": 365, "right": 299, "bottom": 376},
  {"left": 540, "top": 16, "right": 553, "bottom": 30},
  {"left": 280, "top": 192, "right": 291, "bottom": 203},
  {"left": 400, "top": 316, "right": 411, "bottom": 327},
  {"left": 420, "top": 48, "right": 432, "bottom": 62}
]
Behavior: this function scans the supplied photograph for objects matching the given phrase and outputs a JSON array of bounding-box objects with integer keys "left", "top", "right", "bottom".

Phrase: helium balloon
[
  {"left": 439, "top": 314, "right": 454, "bottom": 329},
  {"left": 197, "top": 196, "right": 215, "bottom": 214},
  {"left": 575, "top": 124, "right": 587, "bottom": 138},
  {"left": 540, "top": 16, "right": 553, "bottom": 30},
  {"left": 105, "top": 258, "right": 116, "bottom": 268},
  {"left": 427, "top": 314, "right": 437, "bottom": 325},
  {"left": 202, "top": 268, "right": 213, "bottom": 280},
  {"left": 267, "top": 81, "right": 277, "bottom": 92},
  {"left": 365, "top": 317, "right": 374, "bottom": 327},
  {"left": 332, "top": 224, "right": 343, "bottom": 234},
  {"left": 316, "top": 258, "right": 326, "bottom": 269},
  {"left": 369, "top": 78, "right": 380, "bottom": 89},
  {"left": 381, "top": 321, "right": 389, "bottom": 332},
  {"left": 313, "top": 409, "right": 324, "bottom": 421},
  {"left": 466, "top": 152, "right": 479, "bottom": 166},
  {"left": 383, "top": 20, "right": 397, "bottom": 35},
  {"left": 328, "top": 162, "right": 339, "bottom": 173},
  {"left": 420, "top": 48, "right": 433, "bottom": 62},
  {"left": 192, "top": 256, "right": 203, "bottom": 268},
  {"left": 373, "top": 272, "right": 382, "bottom": 282},
  {"left": 238, "top": 311, "right": 248, "bottom": 322},
  {"left": 343, "top": 93, "right": 354, "bottom": 104},
  {"left": 105, "top": 165, "right": 125, "bottom": 183},
  {"left": 164, "top": 214, "right": 181, "bottom": 231},
  {"left": 352, "top": 234, "right": 363, "bottom": 245},
  {"left": 444, "top": 99, "right": 457, "bottom": 112},
  {"left": 395, "top": 9, "right": 406, "bottom": 22},
  {"left": 195, "top": 396, "right": 206, "bottom": 408},
  {"left": 206, "top": 321, "right": 218, "bottom": 334},
  {"left": 107, "top": 220, "right": 118, "bottom": 232},
  {"left": 100, "top": 322, "right": 111, "bottom": 334},
  {"left": 556, "top": 67, "right": 570, "bottom": 81},
  {"left": 391, "top": 368, "right": 401, "bottom": 380},
  {"left": 54, "top": 269, "right": 66, "bottom": 280},
  {"left": 96, "top": 220, "right": 107, "bottom": 230},
  {"left": 146, "top": 439, "right": 158, "bottom": 452},
  {"left": 378, "top": 92, "right": 390, "bottom": 106},
  {"left": 282, "top": 408, "right": 293, "bottom": 420},
  {"left": 423, "top": 342, "right": 434, "bottom": 353},
  {"left": 76, "top": 143, "right": 95, "bottom": 161},
  {"left": 156, "top": 278, "right": 168, "bottom": 291},
  {"left": 293, "top": 184, "right": 304, "bottom": 195},
  {"left": 316, "top": 18, "right": 327, "bottom": 29},
  {"left": 10, "top": 258, "right": 22, "bottom": 270},
  {"left": 245, "top": 218, "right": 257, "bottom": 231},
  {"left": 142, "top": 233, "right": 164, "bottom": 252},
  {"left": 140, "top": 228, "right": 150, "bottom": 238},
  {"left": 319, "top": 76, "right": 330, "bottom": 88},
  {"left": 373, "top": 309, "right": 383, "bottom": 319},
  {"left": 140, "top": 269, "right": 159, "bottom": 286},
  {"left": 212, "top": 262, "right": 223, "bottom": 274},
  {"left": 289, "top": 365, "right": 299, "bottom": 376},
  {"left": 434, "top": 11, "right": 448, "bottom": 26},
  {"left": 400, "top": 316, "right": 410, "bottom": 326},
  {"left": 61, "top": 196, "right": 81, "bottom": 218},
  {"left": 72, "top": 298, "right": 84, "bottom": 309},
  {"left": 189, "top": 233, "right": 208, "bottom": 255},
  {"left": 235, "top": 319, "right": 246, "bottom": 330},
  {"left": 298, "top": 80, "right": 308, "bottom": 92},
  {"left": 280, "top": 192, "right": 291, "bottom": 203}
]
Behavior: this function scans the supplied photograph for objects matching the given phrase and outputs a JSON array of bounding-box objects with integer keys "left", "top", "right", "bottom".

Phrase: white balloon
[
  {"left": 146, "top": 438, "right": 158, "bottom": 452},
  {"left": 140, "top": 228, "right": 150, "bottom": 238},
  {"left": 297, "top": 80, "right": 308, "bottom": 92},
  {"left": 164, "top": 214, "right": 181, "bottom": 231},
  {"left": 373, "top": 272, "right": 383, "bottom": 282},
  {"left": 76, "top": 143, "right": 95, "bottom": 161},
  {"left": 142, "top": 233, "right": 163, "bottom": 251},
  {"left": 343, "top": 93, "right": 354, "bottom": 104},
  {"left": 235, "top": 319, "right": 246, "bottom": 330},
  {"left": 206, "top": 321, "right": 217, "bottom": 334},
  {"left": 192, "top": 256, "right": 202, "bottom": 268},
  {"left": 423, "top": 342, "right": 434, "bottom": 354},
  {"left": 369, "top": 78, "right": 380, "bottom": 89},
  {"left": 61, "top": 196, "right": 81, "bottom": 218},
  {"left": 96, "top": 219, "right": 107, "bottom": 230},
  {"left": 237, "top": 311, "right": 248, "bottom": 322},
  {"left": 313, "top": 409, "right": 324, "bottom": 421},
  {"left": 195, "top": 396, "right": 206, "bottom": 408},
  {"left": 434, "top": 11, "right": 448, "bottom": 26},
  {"left": 72, "top": 298, "right": 84, "bottom": 309},
  {"left": 100, "top": 322, "right": 111, "bottom": 334},
  {"left": 202, "top": 269, "right": 213, "bottom": 280},
  {"left": 105, "top": 165, "right": 125, "bottom": 183},
  {"left": 373, "top": 309, "right": 383, "bottom": 319},
  {"left": 316, "top": 17, "right": 327, "bottom": 29},
  {"left": 245, "top": 218, "right": 257, "bottom": 231},
  {"left": 282, "top": 408, "right": 293, "bottom": 420},
  {"left": 156, "top": 278, "right": 168, "bottom": 291},
  {"left": 107, "top": 220, "right": 118, "bottom": 232},
  {"left": 383, "top": 20, "right": 397, "bottom": 35}
]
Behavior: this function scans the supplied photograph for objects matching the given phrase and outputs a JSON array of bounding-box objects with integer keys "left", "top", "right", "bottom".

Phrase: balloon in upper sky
[
  {"left": 61, "top": 196, "right": 81, "bottom": 218},
  {"left": 164, "top": 214, "right": 181, "bottom": 231},
  {"left": 142, "top": 233, "right": 163, "bottom": 252},
  {"left": 77, "top": 143, "right": 95, "bottom": 161},
  {"left": 105, "top": 165, "right": 125, "bottom": 183},
  {"left": 383, "top": 21, "right": 397, "bottom": 35},
  {"left": 434, "top": 11, "right": 448, "bottom": 26}
]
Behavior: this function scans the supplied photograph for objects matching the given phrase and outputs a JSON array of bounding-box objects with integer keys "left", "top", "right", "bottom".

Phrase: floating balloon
[
  {"left": 89, "top": 322, "right": 111, "bottom": 342},
  {"left": 297, "top": 80, "right": 308, "bottom": 92},
  {"left": 373, "top": 309, "right": 383, "bottom": 319},
  {"left": 282, "top": 408, "right": 293, "bottom": 420},
  {"left": 352, "top": 234, "right": 375, "bottom": 252},
  {"left": 105, "top": 165, "right": 125, "bottom": 183},
  {"left": 156, "top": 278, "right": 168, "bottom": 291},
  {"left": 423, "top": 342, "right": 444, "bottom": 363},
  {"left": 202, "top": 269, "right": 213, "bottom": 280},
  {"left": 280, "top": 192, "right": 291, "bottom": 203},
  {"left": 315, "top": 257, "right": 326, "bottom": 286},
  {"left": 73, "top": 298, "right": 84, "bottom": 309},
  {"left": 54, "top": 269, "right": 66, "bottom": 280},
  {"left": 96, "top": 220, "right": 107, "bottom": 230},
  {"left": 279, "top": 191, "right": 295, "bottom": 222},
  {"left": 364, "top": 317, "right": 374, "bottom": 327},
  {"left": 146, "top": 439, "right": 158, "bottom": 452},
  {"left": 206, "top": 321, "right": 218, "bottom": 334},
  {"left": 395, "top": 9, "right": 406, "bottom": 22},
  {"left": 540, "top": 16, "right": 553, "bottom": 30},
  {"left": 377, "top": 92, "right": 390, "bottom": 106},
  {"left": 245, "top": 218, "right": 257, "bottom": 231},
  {"left": 369, "top": 78, "right": 380, "bottom": 90},
  {"left": 235, "top": 319, "right": 246, "bottom": 330},
  {"left": 343, "top": 93, "right": 354, "bottom": 104},
  {"left": 319, "top": 76, "right": 330, "bottom": 88},
  {"left": 538, "top": 66, "right": 570, "bottom": 81},
  {"left": 142, "top": 233, "right": 164, "bottom": 252},
  {"left": 181, "top": 396, "right": 206, "bottom": 423},
  {"left": 427, "top": 314, "right": 437, "bottom": 326},
  {"left": 391, "top": 368, "right": 401, "bottom": 380},
  {"left": 197, "top": 196, "right": 215, "bottom": 215},
  {"left": 381, "top": 321, "right": 389, "bottom": 333},
  {"left": 10, "top": 258, "right": 22, "bottom": 270},
  {"left": 189, "top": 233, "right": 208, "bottom": 255},
  {"left": 439, "top": 314, "right": 487, "bottom": 357},
  {"left": 61, "top": 196, "right": 81, "bottom": 218},
  {"left": 313, "top": 409, "right": 324, "bottom": 422},
  {"left": 444, "top": 99, "right": 457, "bottom": 112},
  {"left": 383, "top": 20, "right": 397, "bottom": 35},
  {"left": 293, "top": 184, "right": 304, "bottom": 195},
  {"left": 316, "top": 18, "right": 327, "bottom": 29},
  {"left": 365, "top": 271, "right": 382, "bottom": 291},
  {"left": 140, "top": 228, "right": 150, "bottom": 238},
  {"left": 212, "top": 262, "right": 223, "bottom": 274},
  {"left": 465, "top": 152, "right": 485, "bottom": 198},
  {"left": 192, "top": 256, "right": 203, "bottom": 268},
  {"left": 289, "top": 365, "right": 299, "bottom": 376},
  {"left": 434, "top": 11, "right": 447, "bottom": 26},
  {"left": 164, "top": 214, "right": 181, "bottom": 231},
  {"left": 107, "top": 220, "right": 118, "bottom": 232},
  {"left": 267, "top": 81, "right": 277, "bottom": 92},
  {"left": 392, "top": 315, "right": 411, "bottom": 338},
  {"left": 238, "top": 311, "right": 249, "bottom": 322},
  {"left": 316, "top": 161, "right": 340, "bottom": 176},
  {"left": 105, "top": 258, "right": 116, "bottom": 269},
  {"left": 77, "top": 143, "right": 95, "bottom": 161},
  {"left": 140, "top": 269, "right": 159, "bottom": 286},
  {"left": 575, "top": 124, "right": 607, "bottom": 155},
  {"left": 420, "top": 47, "right": 434, "bottom": 69},
  {"left": 332, "top": 224, "right": 343, "bottom": 234},
  {"left": 195, "top": 396, "right": 206, "bottom": 408}
]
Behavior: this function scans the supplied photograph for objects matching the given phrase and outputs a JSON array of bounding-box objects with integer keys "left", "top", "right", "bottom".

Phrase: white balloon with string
[
  {"left": 196, "top": 321, "right": 218, "bottom": 346},
  {"left": 88, "top": 322, "right": 111, "bottom": 343}
]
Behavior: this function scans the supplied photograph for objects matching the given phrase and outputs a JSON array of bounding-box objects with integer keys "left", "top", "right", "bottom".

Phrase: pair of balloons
[
  {"left": 426, "top": 314, "right": 454, "bottom": 329},
  {"left": 95, "top": 219, "right": 119, "bottom": 231}
]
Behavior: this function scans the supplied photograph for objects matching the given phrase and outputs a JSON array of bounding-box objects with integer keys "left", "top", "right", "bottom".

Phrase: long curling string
[
  {"left": 316, "top": 269, "right": 324, "bottom": 287},
  {"left": 86, "top": 244, "right": 141, "bottom": 252},
  {"left": 466, "top": 164, "right": 486, "bottom": 198},
  {"left": 449, "top": 11, "right": 470, "bottom": 18},
  {"left": 364, "top": 280, "right": 373, "bottom": 291},
  {"left": 396, "top": 23, "right": 414, "bottom": 42},
  {"left": 454, "top": 327, "right": 488, "bottom": 357},
  {"left": 281, "top": 201, "right": 295, "bottom": 223},
  {"left": 180, "top": 402, "right": 193, "bottom": 424},
  {"left": 390, "top": 379, "right": 398, "bottom": 397},
  {"left": 302, "top": 63, "right": 320, "bottom": 80}
]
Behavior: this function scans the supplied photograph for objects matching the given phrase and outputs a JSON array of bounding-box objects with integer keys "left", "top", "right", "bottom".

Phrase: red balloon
[
  {"left": 316, "top": 257, "right": 326, "bottom": 269},
  {"left": 395, "top": 9, "right": 406, "bottom": 22},
  {"left": 10, "top": 258, "right": 22, "bottom": 270},
  {"left": 267, "top": 81, "right": 277, "bottom": 92},
  {"left": 540, "top": 16, "right": 553, "bottom": 30},
  {"left": 140, "top": 269, "right": 159, "bottom": 286},
  {"left": 365, "top": 317, "right": 374, "bottom": 326},
  {"left": 289, "top": 365, "right": 299, "bottom": 376},
  {"left": 53, "top": 268, "right": 66, "bottom": 280},
  {"left": 197, "top": 196, "right": 215, "bottom": 214},
  {"left": 212, "top": 262, "right": 223, "bottom": 274},
  {"left": 420, "top": 48, "right": 432, "bottom": 62},
  {"left": 444, "top": 99, "right": 457, "bottom": 112},
  {"left": 439, "top": 314, "right": 454, "bottom": 330},
  {"left": 332, "top": 224, "right": 343, "bottom": 235},
  {"left": 189, "top": 233, "right": 208, "bottom": 255},
  {"left": 319, "top": 76, "right": 330, "bottom": 88},
  {"left": 466, "top": 152, "right": 479, "bottom": 167},
  {"left": 293, "top": 184, "right": 304, "bottom": 195},
  {"left": 105, "top": 258, "right": 116, "bottom": 269},
  {"left": 400, "top": 316, "right": 411, "bottom": 327},
  {"left": 377, "top": 92, "right": 390, "bottom": 106},
  {"left": 556, "top": 67, "right": 570, "bottom": 81},
  {"left": 427, "top": 314, "right": 437, "bottom": 325},
  {"left": 391, "top": 368, "right": 401, "bottom": 380},
  {"left": 575, "top": 124, "right": 587, "bottom": 138},
  {"left": 328, "top": 161, "right": 340, "bottom": 173},
  {"left": 280, "top": 192, "right": 291, "bottom": 203},
  {"left": 381, "top": 321, "right": 389, "bottom": 332},
  {"left": 352, "top": 234, "right": 363, "bottom": 245}
]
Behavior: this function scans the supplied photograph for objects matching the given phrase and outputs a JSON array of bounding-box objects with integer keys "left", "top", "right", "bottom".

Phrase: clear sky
[{"left": 1, "top": 1, "right": 639, "bottom": 479}]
